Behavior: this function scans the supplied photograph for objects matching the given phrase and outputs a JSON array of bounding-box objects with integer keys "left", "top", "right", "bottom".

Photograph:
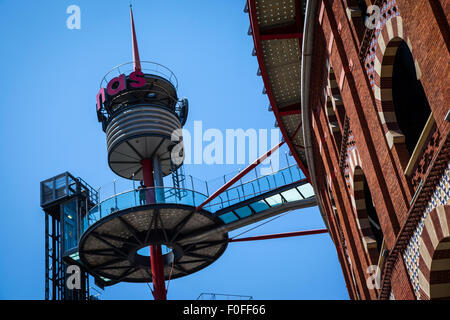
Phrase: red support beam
[
  {"left": 142, "top": 158, "right": 166, "bottom": 300},
  {"left": 279, "top": 103, "right": 301, "bottom": 117},
  {"left": 229, "top": 229, "right": 328, "bottom": 242},
  {"left": 149, "top": 244, "right": 166, "bottom": 300},
  {"left": 142, "top": 159, "right": 154, "bottom": 187},
  {"left": 291, "top": 121, "right": 303, "bottom": 142},
  {"left": 259, "top": 23, "right": 303, "bottom": 41},
  {"left": 260, "top": 32, "right": 303, "bottom": 41},
  {"left": 196, "top": 141, "right": 285, "bottom": 211}
]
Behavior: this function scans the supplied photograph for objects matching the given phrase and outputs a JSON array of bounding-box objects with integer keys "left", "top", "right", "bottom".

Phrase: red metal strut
[
  {"left": 142, "top": 159, "right": 167, "bottom": 300},
  {"left": 229, "top": 229, "right": 328, "bottom": 242},
  {"left": 196, "top": 141, "right": 285, "bottom": 211},
  {"left": 130, "top": 6, "right": 166, "bottom": 300}
]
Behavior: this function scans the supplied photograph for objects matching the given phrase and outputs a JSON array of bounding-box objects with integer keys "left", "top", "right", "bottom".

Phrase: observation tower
[
  {"left": 40, "top": 5, "right": 324, "bottom": 301},
  {"left": 82, "top": 6, "right": 228, "bottom": 300}
]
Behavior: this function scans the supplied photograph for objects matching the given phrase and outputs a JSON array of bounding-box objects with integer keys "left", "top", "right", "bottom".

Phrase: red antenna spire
[{"left": 130, "top": 4, "right": 142, "bottom": 71}]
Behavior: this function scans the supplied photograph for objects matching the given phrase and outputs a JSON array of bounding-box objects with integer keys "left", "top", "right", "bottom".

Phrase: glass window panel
[
  {"left": 252, "top": 179, "right": 262, "bottom": 194},
  {"left": 55, "top": 176, "right": 67, "bottom": 198},
  {"left": 208, "top": 197, "right": 224, "bottom": 212},
  {"left": 249, "top": 200, "right": 270, "bottom": 213},
  {"left": 288, "top": 166, "right": 301, "bottom": 182},
  {"left": 275, "top": 171, "right": 287, "bottom": 187},
  {"left": 63, "top": 199, "right": 77, "bottom": 253},
  {"left": 243, "top": 183, "right": 254, "bottom": 199},
  {"left": 234, "top": 206, "right": 252, "bottom": 218},
  {"left": 155, "top": 188, "right": 166, "bottom": 204},
  {"left": 297, "top": 184, "right": 315, "bottom": 198},
  {"left": 227, "top": 189, "right": 240, "bottom": 205},
  {"left": 192, "top": 191, "right": 207, "bottom": 207},
  {"left": 271, "top": 175, "right": 278, "bottom": 189},
  {"left": 265, "top": 194, "right": 283, "bottom": 207},
  {"left": 116, "top": 191, "right": 132, "bottom": 210},
  {"left": 258, "top": 178, "right": 270, "bottom": 193},
  {"left": 55, "top": 176, "right": 66, "bottom": 189},
  {"left": 219, "top": 212, "right": 239, "bottom": 224},
  {"left": 281, "top": 188, "right": 302, "bottom": 202},
  {"left": 41, "top": 181, "right": 54, "bottom": 204},
  {"left": 69, "top": 252, "right": 80, "bottom": 261},
  {"left": 88, "top": 205, "right": 100, "bottom": 224},
  {"left": 102, "top": 197, "right": 116, "bottom": 216}
]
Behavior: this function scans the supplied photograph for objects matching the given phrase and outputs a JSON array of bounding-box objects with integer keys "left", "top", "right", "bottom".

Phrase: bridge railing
[
  {"left": 204, "top": 164, "right": 306, "bottom": 212},
  {"left": 82, "top": 165, "right": 311, "bottom": 232}
]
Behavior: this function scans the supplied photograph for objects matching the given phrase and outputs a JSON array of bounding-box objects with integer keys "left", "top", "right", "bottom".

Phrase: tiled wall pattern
[
  {"left": 402, "top": 162, "right": 450, "bottom": 299},
  {"left": 364, "top": 1, "right": 400, "bottom": 92}
]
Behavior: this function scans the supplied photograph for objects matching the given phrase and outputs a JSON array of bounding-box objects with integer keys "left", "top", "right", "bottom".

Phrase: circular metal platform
[{"left": 79, "top": 203, "right": 228, "bottom": 283}]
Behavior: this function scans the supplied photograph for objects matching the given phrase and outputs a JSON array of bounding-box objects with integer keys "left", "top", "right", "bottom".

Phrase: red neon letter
[
  {"left": 96, "top": 87, "right": 106, "bottom": 111},
  {"left": 107, "top": 74, "right": 126, "bottom": 96},
  {"left": 129, "top": 70, "right": 146, "bottom": 88}
]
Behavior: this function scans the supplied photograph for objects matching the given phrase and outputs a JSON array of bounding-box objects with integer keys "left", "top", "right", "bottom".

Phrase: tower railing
[
  {"left": 83, "top": 186, "right": 208, "bottom": 232},
  {"left": 100, "top": 61, "right": 179, "bottom": 90}
]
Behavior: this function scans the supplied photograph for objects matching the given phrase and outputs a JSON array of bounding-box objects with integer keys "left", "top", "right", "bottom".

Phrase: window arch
[
  {"left": 325, "top": 67, "right": 346, "bottom": 152},
  {"left": 373, "top": 16, "right": 433, "bottom": 170},
  {"left": 392, "top": 41, "right": 432, "bottom": 155},
  {"left": 418, "top": 205, "right": 450, "bottom": 300},
  {"left": 353, "top": 167, "right": 383, "bottom": 264}
]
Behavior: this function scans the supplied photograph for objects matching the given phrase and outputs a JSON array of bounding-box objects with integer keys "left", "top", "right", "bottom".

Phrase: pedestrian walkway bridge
[{"left": 83, "top": 164, "right": 316, "bottom": 235}]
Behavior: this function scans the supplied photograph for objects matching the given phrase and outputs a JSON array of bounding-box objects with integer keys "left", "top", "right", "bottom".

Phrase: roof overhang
[{"left": 246, "top": 0, "right": 311, "bottom": 182}]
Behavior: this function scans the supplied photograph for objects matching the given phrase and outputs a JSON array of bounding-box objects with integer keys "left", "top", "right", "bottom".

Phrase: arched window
[
  {"left": 325, "top": 67, "right": 346, "bottom": 152},
  {"left": 362, "top": 175, "right": 383, "bottom": 252},
  {"left": 392, "top": 41, "right": 432, "bottom": 155},
  {"left": 429, "top": 237, "right": 450, "bottom": 299},
  {"left": 417, "top": 205, "right": 450, "bottom": 300},
  {"left": 353, "top": 167, "right": 383, "bottom": 263}
]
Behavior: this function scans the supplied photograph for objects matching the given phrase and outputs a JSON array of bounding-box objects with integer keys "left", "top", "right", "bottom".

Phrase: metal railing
[
  {"left": 82, "top": 164, "right": 310, "bottom": 232},
  {"left": 100, "top": 61, "right": 179, "bottom": 90},
  {"left": 197, "top": 293, "right": 253, "bottom": 300},
  {"left": 205, "top": 164, "right": 307, "bottom": 212},
  {"left": 83, "top": 186, "right": 208, "bottom": 232}
]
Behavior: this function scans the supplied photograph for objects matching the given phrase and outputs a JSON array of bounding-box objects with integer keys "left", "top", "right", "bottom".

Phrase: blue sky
[{"left": 0, "top": 0, "right": 348, "bottom": 300}]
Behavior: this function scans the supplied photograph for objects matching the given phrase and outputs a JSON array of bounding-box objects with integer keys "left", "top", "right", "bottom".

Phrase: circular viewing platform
[
  {"left": 100, "top": 61, "right": 178, "bottom": 90},
  {"left": 78, "top": 187, "right": 228, "bottom": 284},
  {"left": 97, "top": 61, "right": 188, "bottom": 181}
]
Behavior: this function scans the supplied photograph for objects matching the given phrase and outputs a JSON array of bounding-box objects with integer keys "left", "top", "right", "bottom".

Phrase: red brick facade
[{"left": 306, "top": 0, "right": 449, "bottom": 299}]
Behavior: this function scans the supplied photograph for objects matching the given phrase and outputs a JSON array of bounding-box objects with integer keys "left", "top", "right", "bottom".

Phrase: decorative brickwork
[
  {"left": 364, "top": 1, "right": 400, "bottom": 92},
  {"left": 303, "top": 0, "right": 449, "bottom": 299},
  {"left": 403, "top": 162, "right": 450, "bottom": 299},
  {"left": 352, "top": 167, "right": 379, "bottom": 265},
  {"left": 411, "top": 125, "right": 441, "bottom": 190}
]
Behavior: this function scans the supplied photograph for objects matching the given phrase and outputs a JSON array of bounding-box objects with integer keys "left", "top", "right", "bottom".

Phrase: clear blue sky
[{"left": 0, "top": 0, "right": 348, "bottom": 300}]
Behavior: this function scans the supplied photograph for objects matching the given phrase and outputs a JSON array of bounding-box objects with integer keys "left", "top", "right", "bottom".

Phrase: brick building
[{"left": 246, "top": 0, "right": 449, "bottom": 299}]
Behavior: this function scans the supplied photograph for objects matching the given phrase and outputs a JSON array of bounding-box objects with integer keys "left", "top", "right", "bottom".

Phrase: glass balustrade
[
  {"left": 82, "top": 187, "right": 207, "bottom": 233},
  {"left": 204, "top": 164, "right": 306, "bottom": 212},
  {"left": 82, "top": 165, "right": 312, "bottom": 232}
]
